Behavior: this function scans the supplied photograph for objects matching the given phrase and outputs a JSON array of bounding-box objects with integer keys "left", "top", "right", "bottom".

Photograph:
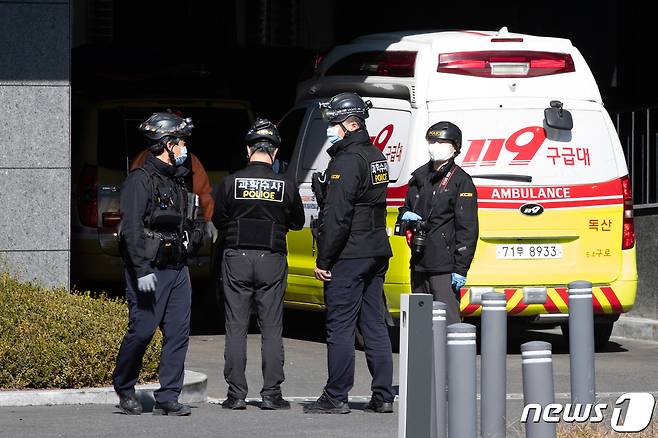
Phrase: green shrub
[{"left": 0, "top": 273, "right": 161, "bottom": 389}]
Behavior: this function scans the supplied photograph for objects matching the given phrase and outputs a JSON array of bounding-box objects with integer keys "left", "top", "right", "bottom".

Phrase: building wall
[{"left": 0, "top": 0, "right": 71, "bottom": 288}]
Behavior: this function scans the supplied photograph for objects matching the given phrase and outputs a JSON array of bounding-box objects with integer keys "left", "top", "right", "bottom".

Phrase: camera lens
[{"left": 412, "top": 233, "right": 426, "bottom": 254}]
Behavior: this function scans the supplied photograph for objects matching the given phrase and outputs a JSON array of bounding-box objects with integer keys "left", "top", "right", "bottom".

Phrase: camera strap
[
  {"left": 439, "top": 164, "right": 458, "bottom": 191},
  {"left": 425, "top": 164, "right": 458, "bottom": 221}
]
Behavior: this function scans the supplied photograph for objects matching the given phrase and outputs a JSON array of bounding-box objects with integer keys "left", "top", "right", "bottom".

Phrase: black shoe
[
  {"left": 152, "top": 400, "right": 192, "bottom": 416},
  {"left": 221, "top": 396, "right": 247, "bottom": 410},
  {"left": 303, "top": 391, "right": 350, "bottom": 414},
  {"left": 364, "top": 396, "right": 394, "bottom": 413},
  {"left": 261, "top": 394, "right": 291, "bottom": 410},
  {"left": 117, "top": 394, "right": 142, "bottom": 415}
]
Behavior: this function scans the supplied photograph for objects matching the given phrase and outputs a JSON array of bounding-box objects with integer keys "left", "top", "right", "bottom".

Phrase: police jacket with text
[
  {"left": 119, "top": 153, "right": 204, "bottom": 278},
  {"left": 398, "top": 159, "right": 479, "bottom": 276},
  {"left": 213, "top": 161, "right": 304, "bottom": 253},
  {"left": 316, "top": 130, "right": 393, "bottom": 270}
]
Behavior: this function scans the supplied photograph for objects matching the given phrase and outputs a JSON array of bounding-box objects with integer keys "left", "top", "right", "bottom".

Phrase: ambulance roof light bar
[{"left": 438, "top": 51, "right": 575, "bottom": 78}]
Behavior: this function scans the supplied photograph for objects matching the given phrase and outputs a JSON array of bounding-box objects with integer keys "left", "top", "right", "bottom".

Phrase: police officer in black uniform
[
  {"left": 113, "top": 112, "right": 204, "bottom": 416},
  {"left": 397, "top": 121, "right": 479, "bottom": 325},
  {"left": 213, "top": 119, "right": 304, "bottom": 410},
  {"left": 304, "top": 93, "right": 395, "bottom": 414}
]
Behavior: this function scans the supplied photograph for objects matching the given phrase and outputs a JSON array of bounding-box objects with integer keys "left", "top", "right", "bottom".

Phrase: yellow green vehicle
[{"left": 274, "top": 29, "right": 637, "bottom": 349}]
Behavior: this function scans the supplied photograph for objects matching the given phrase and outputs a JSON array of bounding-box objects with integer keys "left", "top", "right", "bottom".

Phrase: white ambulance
[{"left": 277, "top": 28, "right": 637, "bottom": 349}]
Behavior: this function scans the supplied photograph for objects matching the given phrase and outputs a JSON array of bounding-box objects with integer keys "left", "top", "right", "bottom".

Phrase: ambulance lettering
[
  {"left": 370, "top": 124, "right": 404, "bottom": 163},
  {"left": 491, "top": 187, "right": 571, "bottom": 200},
  {"left": 461, "top": 126, "right": 591, "bottom": 167}
]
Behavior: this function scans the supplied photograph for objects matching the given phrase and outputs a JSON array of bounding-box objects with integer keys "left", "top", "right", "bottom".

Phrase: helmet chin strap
[
  {"left": 167, "top": 146, "right": 176, "bottom": 165},
  {"left": 339, "top": 122, "right": 350, "bottom": 137}
]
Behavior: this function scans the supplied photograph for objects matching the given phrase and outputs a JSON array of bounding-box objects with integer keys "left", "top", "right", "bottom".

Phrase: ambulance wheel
[{"left": 560, "top": 321, "right": 614, "bottom": 352}]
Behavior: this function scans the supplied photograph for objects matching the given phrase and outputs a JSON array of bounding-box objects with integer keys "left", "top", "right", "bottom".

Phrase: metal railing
[{"left": 612, "top": 107, "right": 658, "bottom": 207}]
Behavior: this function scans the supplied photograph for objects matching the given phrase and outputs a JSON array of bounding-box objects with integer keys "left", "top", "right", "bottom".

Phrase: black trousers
[
  {"left": 222, "top": 248, "right": 286, "bottom": 399},
  {"left": 411, "top": 270, "right": 461, "bottom": 325},
  {"left": 323, "top": 257, "right": 394, "bottom": 403},
  {"left": 113, "top": 266, "right": 191, "bottom": 403}
]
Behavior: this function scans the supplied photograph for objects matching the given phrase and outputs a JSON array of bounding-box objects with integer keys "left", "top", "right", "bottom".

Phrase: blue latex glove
[
  {"left": 137, "top": 273, "right": 157, "bottom": 293},
  {"left": 451, "top": 273, "right": 466, "bottom": 289},
  {"left": 401, "top": 211, "right": 422, "bottom": 221}
]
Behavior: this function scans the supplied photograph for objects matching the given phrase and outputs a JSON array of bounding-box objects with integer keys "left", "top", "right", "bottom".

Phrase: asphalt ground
[{"left": 1, "top": 291, "right": 657, "bottom": 438}]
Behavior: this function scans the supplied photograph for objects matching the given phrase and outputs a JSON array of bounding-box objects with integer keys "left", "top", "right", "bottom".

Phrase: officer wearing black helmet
[
  {"left": 113, "top": 112, "right": 204, "bottom": 416},
  {"left": 212, "top": 118, "right": 304, "bottom": 411},
  {"left": 397, "top": 121, "right": 479, "bottom": 325},
  {"left": 304, "top": 93, "right": 394, "bottom": 414}
]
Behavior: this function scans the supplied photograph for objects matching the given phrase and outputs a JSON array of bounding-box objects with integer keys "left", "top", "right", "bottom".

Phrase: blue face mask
[
  {"left": 174, "top": 146, "right": 188, "bottom": 166},
  {"left": 326, "top": 125, "right": 342, "bottom": 144}
]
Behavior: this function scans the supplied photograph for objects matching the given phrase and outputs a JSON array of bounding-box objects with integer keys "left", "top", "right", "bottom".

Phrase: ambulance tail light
[
  {"left": 621, "top": 175, "right": 635, "bottom": 250},
  {"left": 326, "top": 51, "right": 417, "bottom": 77},
  {"left": 437, "top": 51, "right": 575, "bottom": 78},
  {"left": 77, "top": 164, "right": 98, "bottom": 228}
]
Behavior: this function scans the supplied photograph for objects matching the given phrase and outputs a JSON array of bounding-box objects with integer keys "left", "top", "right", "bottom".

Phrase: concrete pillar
[{"left": 0, "top": 0, "right": 71, "bottom": 288}]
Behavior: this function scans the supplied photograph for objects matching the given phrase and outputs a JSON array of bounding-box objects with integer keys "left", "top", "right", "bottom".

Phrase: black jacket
[
  {"left": 213, "top": 161, "right": 304, "bottom": 253},
  {"left": 316, "top": 130, "right": 393, "bottom": 270},
  {"left": 398, "top": 159, "right": 479, "bottom": 276},
  {"left": 120, "top": 153, "right": 204, "bottom": 278}
]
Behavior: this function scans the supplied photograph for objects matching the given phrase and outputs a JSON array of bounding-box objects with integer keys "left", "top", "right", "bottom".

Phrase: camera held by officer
[
  {"left": 397, "top": 121, "right": 479, "bottom": 325},
  {"left": 394, "top": 217, "right": 429, "bottom": 255}
]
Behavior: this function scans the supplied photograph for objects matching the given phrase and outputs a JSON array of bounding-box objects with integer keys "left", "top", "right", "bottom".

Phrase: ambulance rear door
[{"left": 428, "top": 98, "right": 627, "bottom": 287}]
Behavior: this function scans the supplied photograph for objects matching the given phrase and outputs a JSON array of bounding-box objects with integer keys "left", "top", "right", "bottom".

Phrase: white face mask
[
  {"left": 428, "top": 142, "right": 455, "bottom": 162},
  {"left": 174, "top": 145, "right": 188, "bottom": 166},
  {"left": 326, "top": 125, "right": 342, "bottom": 144}
]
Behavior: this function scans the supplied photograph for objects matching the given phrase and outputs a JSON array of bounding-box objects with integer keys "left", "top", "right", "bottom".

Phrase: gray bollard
[
  {"left": 431, "top": 301, "right": 447, "bottom": 438},
  {"left": 521, "top": 341, "right": 556, "bottom": 438},
  {"left": 568, "top": 280, "right": 596, "bottom": 405},
  {"left": 447, "top": 323, "right": 477, "bottom": 438},
  {"left": 481, "top": 292, "right": 507, "bottom": 438},
  {"left": 398, "top": 293, "right": 433, "bottom": 438}
]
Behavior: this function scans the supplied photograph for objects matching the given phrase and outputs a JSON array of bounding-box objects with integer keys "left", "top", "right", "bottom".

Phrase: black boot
[
  {"left": 117, "top": 394, "right": 142, "bottom": 415},
  {"left": 152, "top": 400, "right": 192, "bottom": 416},
  {"left": 261, "top": 394, "right": 291, "bottom": 410},
  {"left": 303, "top": 390, "right": 350, "bottom": 414},
  {"left": 221, "top": 396, "right": 247, "bottom": 410},
  {"left": 364, "top": 396, "right": 394, "bottom": 413}
]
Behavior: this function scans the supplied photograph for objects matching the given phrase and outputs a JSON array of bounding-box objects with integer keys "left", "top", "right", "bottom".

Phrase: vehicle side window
[
  {"left": 276, "top": 108, "right": 306, "bottom": 175},
  {"left": 300, "top": 118, "right": 330, "bottom": 182}
]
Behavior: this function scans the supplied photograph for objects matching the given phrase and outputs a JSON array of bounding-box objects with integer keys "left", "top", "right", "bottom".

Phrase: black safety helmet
[
  {"left": 425, "top": 121, "right": 462, "bottom": 154},
  {"left": 319, "top": 92, "right": 372, "bottom": 124},
  {"left": 139, "top": 112, "right": 193, "bottom": 141},
  {"left": 244, "top": 118, "right": 281, "bottom": 152}
]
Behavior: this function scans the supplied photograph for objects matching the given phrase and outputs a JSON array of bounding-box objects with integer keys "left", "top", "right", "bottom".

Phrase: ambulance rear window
[{"left": 325, "top": 51, "right": 417, "bottom": 77}]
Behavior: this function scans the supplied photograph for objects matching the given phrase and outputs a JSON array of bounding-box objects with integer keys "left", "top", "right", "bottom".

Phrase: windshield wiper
[{"left": 470, "top": 173, "right": 533, "bottom": 183}]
